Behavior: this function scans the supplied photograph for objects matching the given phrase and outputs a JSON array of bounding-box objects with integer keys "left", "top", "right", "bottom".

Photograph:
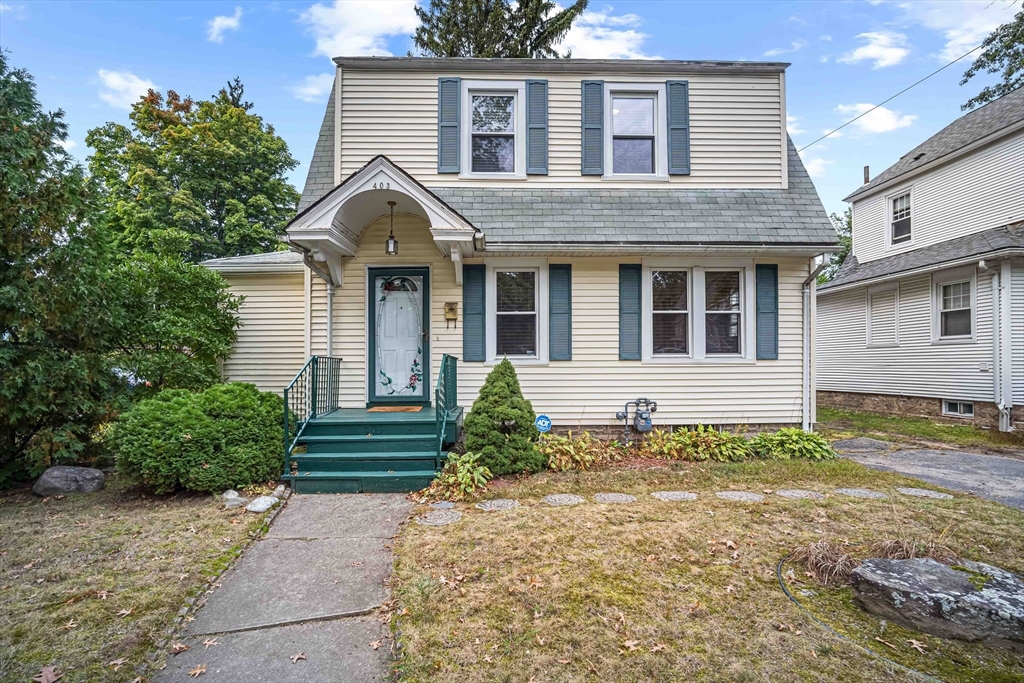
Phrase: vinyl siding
[
  {"left": 338, "top": 69, "right": 784, "bottom": 189},
  {"left": 221, "top": 273, "right": 307, "bottom": 395},
  {"left": 817, "top": 271, "right": 996, "bottom": 402},
  {"left": 852, "top": 131, "right": 1024, "bottom": 263},
  {"left": 310, "top": 214, "right": 811, "bottom": 425},
  {"left": 1012, "top": 258, "right": 1024, "bottom": 404}
]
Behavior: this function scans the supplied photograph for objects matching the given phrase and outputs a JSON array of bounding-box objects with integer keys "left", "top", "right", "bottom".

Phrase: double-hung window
[
  {"left": 612, "top": 96, "right": 656, "bottom": 174},
  {"left": 651, "top": 270, "right": 689, "bottom": 355},
  {"left": 704, "top": 271, "right": 742, "bottom": 355},
  {"left": 939, "top": 281, "right": 971, "bottom": 338},
  {"left": 890, "top": 191, "right": 912, "bottom": 245},
  {"left": 461, "top": 80, "right": 526, "bottom": 178},
  {"left": 495, "top": 270, "right": 538, "bottom": 357}
]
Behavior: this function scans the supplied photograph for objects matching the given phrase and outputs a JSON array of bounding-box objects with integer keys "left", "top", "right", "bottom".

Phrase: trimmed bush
[
  {"left": 463, "top": 359, "right": 545, "bottom": 476},
  {"left": 748, "top": 428, "right": 836, "bottom": 460},
  {"left": 112, "top": 383, "right": 283, "bottom": 493}
]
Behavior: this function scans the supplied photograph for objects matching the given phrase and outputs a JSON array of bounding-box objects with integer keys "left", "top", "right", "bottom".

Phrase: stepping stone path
[
  {"left": 897, "top": 487, "right": 953, "bottom": 500},
  {"left": 416, "top": 509, "right": 462, "bottom": 526},
  {"left": 651, "top": 491, "right": 698, "bottom": 502},
  {"left": 776, "top": 489, "right": 824, "bottom": 500},
  {"left": 475, "top": 499, "right": 520, "bottom": 511},
  {"left": 429, "top": 501, "right": 455, "bottom": 509},
  {"left": 833, "top": 437, "right": 893, "bottom": 452},
  {"left": 594, "top": 493, "right": 636, "bottom": 503},
  {"left": 542, "top": 494, "right": 585, "bottom": 507},
  {"left": 715, "top": 491, "right": 765, "bottom": 503},
  {"left": 836, "top": 487, "right": 888, "bottom": 499}
]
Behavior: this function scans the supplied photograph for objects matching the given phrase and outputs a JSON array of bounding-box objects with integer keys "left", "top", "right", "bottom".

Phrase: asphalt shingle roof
[
  {"left": 845, "top": 88, "right": 1024, "bottom": 202},
  {"left": 297, "top": 82, "right": 335, "bottom": 214},
  {"left": 818, "top": 221, "right": 1024, "bottom": 292},
  {"left": 202, "top": 251, "right": 304, "bottom": 268}
]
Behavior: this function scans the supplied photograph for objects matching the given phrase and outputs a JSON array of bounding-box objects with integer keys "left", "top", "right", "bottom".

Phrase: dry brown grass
[
  {"left": 0, "top": 476, "right": 268, "bottom": 683},
  {"left": 391, "top": 459, "right": 1024, "bottom": 683},
  {"left": 869, "top": 538, "right": 957, "bottom": 563},
  {"left": 790, "top": 540, "right": 861, "bottom": 586}
]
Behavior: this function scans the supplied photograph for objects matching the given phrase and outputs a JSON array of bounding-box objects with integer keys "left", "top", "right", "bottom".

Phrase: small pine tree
[{"left": 463, "top": 359, "right": 545, "bottom": 476}]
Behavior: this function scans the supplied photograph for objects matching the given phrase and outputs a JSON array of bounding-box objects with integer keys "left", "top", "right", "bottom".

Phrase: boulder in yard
[
  {"left": 33, "top": 466, "right": 106, "bottom": 496},
  {"left": 851, "top": 557, "right": 1024, "bottom": 652},
  {"left": 245, "top": 496, "right": 279, "bottom": 513}
]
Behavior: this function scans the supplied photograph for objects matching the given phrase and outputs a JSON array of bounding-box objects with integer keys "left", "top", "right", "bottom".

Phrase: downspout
[
  {"left": 999, "top": 260, "right": 1014, "bottom": 431},
  {"left": 802, "top": 258, "right": 828, "bottom": 431},
  {"left": 298, "top": 250, "right": 335, "bottom": 358}
]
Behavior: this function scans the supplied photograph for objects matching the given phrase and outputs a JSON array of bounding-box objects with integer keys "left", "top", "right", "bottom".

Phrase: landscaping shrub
[
  {"left": 423, "top": 451, "right": 492, "bottom": 501},
  {"left": 748, "top": 428, "right": 836, "bottom": 461},
  {"left": 640, "top": 425, "right": 750, "bottom": 462},
  {"left": 111, "top": 382, "right": 283, "bottom": 494},
  {"left": 463, "top": 359, "right": 546, "bottom": 476},
  {"left": 539, "top": 431, "right": 623, "bottom": 471}
]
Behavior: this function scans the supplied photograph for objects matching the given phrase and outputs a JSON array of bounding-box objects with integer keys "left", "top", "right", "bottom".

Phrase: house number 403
[{"left": 373, "top": 182, "right": 391, "bottom": 190}]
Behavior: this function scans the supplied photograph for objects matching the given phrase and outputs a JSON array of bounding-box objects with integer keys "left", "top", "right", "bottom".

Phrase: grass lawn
[
  {"left": 391, "top": 459, "right": 1024, "bottom": 683},
  {"left": 0, "top": 476, "right": 269, "bottom": 683},
  {"left": 817, "top": 407, "right": 1024, "bottom": 454}
]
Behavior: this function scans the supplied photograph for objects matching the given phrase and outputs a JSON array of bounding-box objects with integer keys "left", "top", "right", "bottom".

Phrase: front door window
[{"left": 374, "top": 274, "right": 425, "bottom": 398}]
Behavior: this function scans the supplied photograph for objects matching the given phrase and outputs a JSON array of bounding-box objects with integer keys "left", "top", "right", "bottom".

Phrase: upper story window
[
  {"left": 890, "top": 191, "right": 912, "bottom": 245},
  {"left": 461, "top": 80, "right": 527, "bottom": 179},
  {"left": 612, "top": 96, "right": 656, "bottom": 174}
]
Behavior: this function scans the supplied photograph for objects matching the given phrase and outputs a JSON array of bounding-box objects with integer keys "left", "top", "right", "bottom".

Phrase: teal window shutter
[
  {"left": 463, "top": 264, "right": 485, "bottom": 361},
  {"left": 437, "top": 77, "right": 461, "bottom": 173},
  {"left": 526, "top": 80, "right": 548, "bottom": 175},
  {"left": 549, "top": 264, "right": 572, "bottom": 360},
  {"left": 756, "top": 264, "right": 779, "bottom": 360},
  {"left": 581, "top": 80, "right": 604, "bottom": 175},
  {"left": 666, "top": 80, "right": 691, "bottom": 175},
  {"left": 619, "top": 264, "right": 641, "bottom": 360}
]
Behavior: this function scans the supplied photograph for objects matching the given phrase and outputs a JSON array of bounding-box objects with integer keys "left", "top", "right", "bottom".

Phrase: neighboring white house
[
  {"left": 817, "top": 88, "right": 1024, "bottom": 432},
  {"left": 204, "top": 57, "right": 839, "bottom": 432}
]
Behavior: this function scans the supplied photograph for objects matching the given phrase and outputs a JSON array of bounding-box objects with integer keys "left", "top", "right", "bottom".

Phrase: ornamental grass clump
[
  {"left": 748, "top": 428, "right": 836, "bottom": 461},
  {"left": 463, "top": 359, "right": 546, "bottom": 476},
  {"left": 111, "top": 382, "right": 283, "bottom": 494}
]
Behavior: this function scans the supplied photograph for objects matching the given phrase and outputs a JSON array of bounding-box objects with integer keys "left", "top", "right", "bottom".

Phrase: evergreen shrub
[{"left": 463, "top": 359, "right": 545, "bottom": 476}]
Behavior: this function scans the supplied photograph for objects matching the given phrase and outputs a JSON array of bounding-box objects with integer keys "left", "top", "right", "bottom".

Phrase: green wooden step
[
  {"left": 299, "top": 433, "right": 437, "bottom": 454},
  {"left": 290, "top": 451, "right": 442, "bottom": 472},
  {"left": 284, "top": 470, "right": 437, "bottom": 494}
]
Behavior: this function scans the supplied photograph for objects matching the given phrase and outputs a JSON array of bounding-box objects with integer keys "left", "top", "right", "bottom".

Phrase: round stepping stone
[
  {"left": 896, "top": 487, "right": 953, "bottom": 500},
  {"left": 715, "top": 491, "right": 764, "bottom": 503},
  {"left": 776, "top": 489, "right": 824, "bottom": 500},
  {"left": 833, "top": 437, "right": 893, "bottom": 452},
  {"left": 594, "top": 492, "right": 637, "bottom": 504},
  {"left": 651, "top": 491, "right": 698, "bottom": 502},
  {"left": 429, "top": 501, "right": 455, "bottom": 509},
  {"left": 475, "top": 498, "right": 520, "bottom": 511},
  {"left": 542, "top": 494, "right": 585, "bottom": 507},
  {"left": 836, "top": 487, "right": 888, "bottom": 499},
  {"left": 416, "top": 510, "right": 462, "bottom": 526}
]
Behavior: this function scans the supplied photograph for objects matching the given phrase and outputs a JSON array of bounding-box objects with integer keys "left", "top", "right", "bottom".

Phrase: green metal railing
[
  {"left": 434, "top": 354, "right": 458, "bottom": 459},
  {"left": 283, "top": 356, "right": 342, "bottom": 475}
]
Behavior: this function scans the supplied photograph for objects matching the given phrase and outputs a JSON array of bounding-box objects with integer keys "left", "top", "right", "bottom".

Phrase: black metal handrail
[
  {"left": 434, "top": 354, "right": 457, "bottom": 458},
  {"left": 283, "top": 356, "right": 342, "bottom": 476}
]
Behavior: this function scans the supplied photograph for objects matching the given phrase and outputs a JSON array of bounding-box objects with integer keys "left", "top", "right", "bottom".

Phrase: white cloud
[
  {"left": 556, "top": 5, "right": 660, "bottom": 59},
  {"left": 56, "top": 138, "right": 77, "bottom": 151},
  {"left": 0, "top": 3, "right": 25, "bottom": 17},
  {"left": 207, "top": 6, "right": 242, "bottom": 43},
  {"left": 290, "top": 73, "right": 335, "bottom": 102},
  {"left": 764, "top": 40, "right": 807, "bottom": 57},
  {"left": 838, "top": 31, "right": 910, "bottom": 68},
  {"left": 820, "top": 55, "right": 829, "bottom": 63},
  {"left": 836, "top": 103, "right": 917, "bottom": 133},
  {"left": 819, "top": 35, "right": 832, "bottom": 42},
  {"left": 890, "top": 0, "right": 1018, "bottom": 62},
  {"left": 97, "top": 69, "right": 156, "bottom": 110},
  {"left": 301, "top": 0, "right": 418, "bottom": 58},
  {"left": 787, "top": 115, "right": 806, "bottom": 135},
  {"left": 801, "top": 156, "right": 835, "bottom": 178}
]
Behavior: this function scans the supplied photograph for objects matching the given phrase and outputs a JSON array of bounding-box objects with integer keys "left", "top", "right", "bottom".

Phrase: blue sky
[{"left": 1, "top": 0, "right": 1018, "bottom": 216}]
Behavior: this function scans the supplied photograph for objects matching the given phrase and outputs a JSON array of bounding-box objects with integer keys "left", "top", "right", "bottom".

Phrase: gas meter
[{"left": 615, "top": 398, "right": 658, "bottom": 445}]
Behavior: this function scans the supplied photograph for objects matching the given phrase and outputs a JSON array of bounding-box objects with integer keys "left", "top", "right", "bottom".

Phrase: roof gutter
[
  {"left": 480, "top": 242, "right": 841, "bottom": 256},
  {"left": 332, "top": 56, "right": 789, "bottom": 75}
]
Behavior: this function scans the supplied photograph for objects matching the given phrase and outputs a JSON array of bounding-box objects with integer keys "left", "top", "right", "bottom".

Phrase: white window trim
[
  {"left": 641, "top": 258, "right": 755, "bottom": 364},
  {"left": 866, "top": 281, "right": 900, "bottom": 348},
  {"left": 485, "top": 259, "right": 548, "bottom": 365},
  {"left": 931, "top": 265, "right": 976, "bottom": 344},
  {"left": 603, "top": 82, "right": 669, "bottom": 181},
  {"left": 885, "top": 186, "right": 914, "bottom": 250},
  {"left": 942, "top": 400, "right": 975, "bottom": 419},
  {"left": 460, "top": 80, "right": 527, "bottom": 180}
]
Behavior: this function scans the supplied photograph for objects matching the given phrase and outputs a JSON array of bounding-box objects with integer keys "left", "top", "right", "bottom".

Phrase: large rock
[
  {"left": 33, "top": 466, "right": 106, "bottom": 496},
  {"left": 851, "top": 558, "right": 1024, "bottom": 652}
]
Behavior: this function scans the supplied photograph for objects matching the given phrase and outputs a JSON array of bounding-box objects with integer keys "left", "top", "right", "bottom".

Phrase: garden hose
[{"left": 775, "top": 553, "right": 945, "bottom": 683}]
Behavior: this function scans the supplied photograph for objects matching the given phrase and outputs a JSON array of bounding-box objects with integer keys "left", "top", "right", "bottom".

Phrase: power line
[{"left": 797, "top": 43, "right": 986, "bottom": 153}]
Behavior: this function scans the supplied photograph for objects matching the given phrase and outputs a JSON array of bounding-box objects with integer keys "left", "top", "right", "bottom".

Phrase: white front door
[{"left": 372, "top": 273, "right": 426, "bottom": 400}]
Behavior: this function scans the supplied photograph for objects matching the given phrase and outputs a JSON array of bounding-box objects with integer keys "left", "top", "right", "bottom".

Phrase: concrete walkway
[
  {"left": 156, "top": 494, "right": 412, "bottom": 682},
  {"left": 839, "top": 445, "right": 1024, "bottom": 511}
]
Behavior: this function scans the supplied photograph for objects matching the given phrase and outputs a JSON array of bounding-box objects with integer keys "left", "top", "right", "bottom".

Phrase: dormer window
[{"left": 890, "top": 192, "right": 912, "bottom": 244}]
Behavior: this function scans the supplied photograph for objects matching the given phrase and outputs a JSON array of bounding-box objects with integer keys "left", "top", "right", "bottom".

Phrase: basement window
[{"left": 943, "top": 400, "right": 974, "bottom": 418}]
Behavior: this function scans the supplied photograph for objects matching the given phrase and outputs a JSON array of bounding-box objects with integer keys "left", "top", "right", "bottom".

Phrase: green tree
[
  {"left": 413, "top": 0, "right": 589, "bottom": 58},
  {"left": 86, "top": 80, "right": 300, "bottom": 262},
  {"left": 961, "top": 8, "right": 1024, "bottom": 110},
  {"left": 818, "top": 208, "right": 852, "bottom": 284}
]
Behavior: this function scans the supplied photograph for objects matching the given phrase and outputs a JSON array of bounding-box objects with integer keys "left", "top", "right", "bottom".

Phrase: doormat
[{"left": 368, "top": 406, "right": 423, "bottom": 413}]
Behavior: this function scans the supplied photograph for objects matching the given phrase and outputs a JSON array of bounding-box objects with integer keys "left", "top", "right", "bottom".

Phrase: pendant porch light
[{"left": 385, "top": 201, "right": 398, "bottom": 255}]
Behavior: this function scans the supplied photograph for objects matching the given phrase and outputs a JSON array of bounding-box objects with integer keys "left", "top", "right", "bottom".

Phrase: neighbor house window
[
  {"left": 891, "top": 192, "right": 912, "bottom": 244},
  {"left": 939, "top": 281, "right": 971, "bottom": 338},
  {"left": 705, "top": 271, "right": 742, "bottom": 355},
  {"left": 651, "top": 270, "right": 689, "bottom": 355},
  {"left": 943, "top": 400, "right": 974, "bottom": 417},
  {"left": 495, "top": 270, "right": 537, "bottom": 356},
  {"left": 612, "top": 95, "right": 655, "bottom": 174},
  {"left": 471, "top": 94, "right": 516, "bottom": 174}
]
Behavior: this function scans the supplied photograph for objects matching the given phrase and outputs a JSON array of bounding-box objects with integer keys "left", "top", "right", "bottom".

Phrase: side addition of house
[{"left": 817, "top": 88, "right": 1024, "bottom": 432}]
